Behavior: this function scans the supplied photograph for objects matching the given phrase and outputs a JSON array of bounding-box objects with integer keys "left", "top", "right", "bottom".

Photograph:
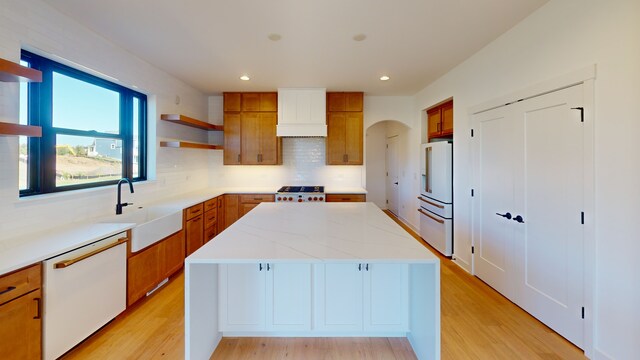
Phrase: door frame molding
[{"left": 469, "top": 65, "right": 595, "bottom": 358}]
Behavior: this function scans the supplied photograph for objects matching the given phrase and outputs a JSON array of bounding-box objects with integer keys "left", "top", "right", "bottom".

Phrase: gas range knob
[
  {"left": 319, "top": 196, "right": 324, "bottom": 201},
  {"left": 298, "top": 199, "right": 303, "bottom": 202},
  {"left": 277, "top": 197, "right": 281, "bottom": 201},
  {"left": 288, "top": 197, "right": 293, "bottom": 201},
  {"left": 308, "top": 197, "right": 312, "bottom": 201},
  {"left": 313, "top": 197, "right": 318, "bottom": 201}
]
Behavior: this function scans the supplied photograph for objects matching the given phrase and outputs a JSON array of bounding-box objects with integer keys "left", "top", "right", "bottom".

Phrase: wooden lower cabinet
[
  {"left": 224, "top": 194, "right": 240, "bottom": 229},
  {"left": 216, "top": 196, "right": 225, "bottom": 235},
  {"left": 127, "top": 231, "right": 184, "bottom": 306},
  {"left": 325, "top": 194, "right": 366, "bottom": 202},
  {"left": 0, "top": 265, "right": 42, "bottom": 360},
  {"left": 161, "top": 231, "right": 185, "bottom": 278},
  {"left": 185, "top": 214, "right": 204, "bottom": 256}
]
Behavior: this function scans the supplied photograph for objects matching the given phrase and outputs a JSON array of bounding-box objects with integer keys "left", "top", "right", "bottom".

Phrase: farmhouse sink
[{"left": 103, "top": 205, "right": 183, "bottom": 252}]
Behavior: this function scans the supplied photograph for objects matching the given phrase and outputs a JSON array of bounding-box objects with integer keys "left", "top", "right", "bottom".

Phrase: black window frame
[{"left": 20, "top": 50, "right": 147, "bottom": 197}]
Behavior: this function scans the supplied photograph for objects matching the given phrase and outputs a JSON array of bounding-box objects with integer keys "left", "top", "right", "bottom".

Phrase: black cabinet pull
[
  {"left": 259, "top": 263, "right": 263, "bottom": 271},
  {"left": 496, "top": 212, "right": 512, "bottom": 220},
  {"left": 0, "top": 286, "right": 16, "bottom": 295},
  {"left": 267, "top": 263, "right": 271, "bottom": 271},
  {"left": 365, "top": 264, "right": 369, "bottom": 271},
  {"left": 513, "top": 215, "right": 525, "bottom": 223},
  {"left": 34, "top": 298, "right": 41, "bottom": 319},
  {"left": 358, "top": 264, "right": 362, "bottom": 271}
]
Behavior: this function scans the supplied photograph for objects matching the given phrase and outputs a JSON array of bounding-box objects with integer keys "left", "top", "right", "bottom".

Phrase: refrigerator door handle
[
  {"left": 418, "top": 208, "right": 445, "bottom": 224},
  {"left": 425, "top": 147, "right": 432, "bottom": 193}
]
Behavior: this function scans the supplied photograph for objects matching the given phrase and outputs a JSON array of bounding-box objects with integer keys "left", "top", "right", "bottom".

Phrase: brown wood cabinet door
[
  {"left": 440, "top": 101, "right": 453, "bottom": 135},
  {"left": 326, "top": 112, "right": 347, "bottom": 164},
  {"left": 224, "top": 195, "right": 239, "bottom": 228},
  {"left": 345, "top": 112, "right": 363, "bottom": 164},
  {"left": 0, "top": 289, "right": 41, "bottom": 360},
  {"left": 160, "top": 231, "right": 185, "bottom": 279},
  {"left": 185, "top": 215, "right": 204, "bottom": 256},
  {"left": 345, "top": 92, "right": 363, "bottom": 112},
  {"left": 260, "top": 93, "right": 277, "bottom": 112},
  {"left": 241, "top": 113, "right": 261, "bottom": 165},
  {"left": 327, "top": 93, "right": 345, "bottom": 112},
  {"left": 224, "top": 93, "right": 242, "bottom": 112},
  {"left": 325, "top": 194, "right": 366, "bottom": 202},
  {"left": 240, "top": 203, "right": 259, "bottom": 217},
  {"left": 259, "top": 112, "right": 278, "bottom": 164},
  {"left": 242, "top": 93, "right": 261, "bottom": 111},
  {"left": 427, "top": 108, "right": 441, "bottom": 139},
  {"left": 128, "top": 245, "right": 161, "bottom": 306},
  {"left": 224, "top": 113, "right": 242, "bottom": 164},
  {"left": 217, "top": 196, "right": 225, "bottom": 233},
  {"left": 204, "top": 226, "right": 217, "bottom": 244}
]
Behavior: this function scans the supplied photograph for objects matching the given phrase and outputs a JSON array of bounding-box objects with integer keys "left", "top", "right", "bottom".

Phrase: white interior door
[
  {"left": 386, "top": 136, "right": 399, "bottom": 215},
  {"left": 472, "top": 105, "right": 518, "bottom": 300},
  {"left": 513, "top": 85, "right": 584, "bottom": 348},
  {"left": 473, "top": 84, "right": 585, "bottom": 348}
]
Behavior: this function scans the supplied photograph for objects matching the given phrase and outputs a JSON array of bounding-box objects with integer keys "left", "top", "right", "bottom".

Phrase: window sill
[{"left": 15, "top": 180, "right": 157, "bottom": 205}]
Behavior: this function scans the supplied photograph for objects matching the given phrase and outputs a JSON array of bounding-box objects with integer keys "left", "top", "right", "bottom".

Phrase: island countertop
[{"left": 187, "top": 202, "right": 438, "bottom": 264}]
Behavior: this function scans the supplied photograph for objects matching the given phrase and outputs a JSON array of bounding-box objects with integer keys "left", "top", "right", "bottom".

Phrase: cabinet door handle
[
  {"left": 365, "top": 264, "right": 369, "bottom": 271},
  {"left": 259, "top": 263, "right": 263, "bottom": 271},
  {"left": 34, "top": 297, "right": 41, "bottom": 319},
  {"left": 237, "top": 154, "right": 241, "bottom": 163},
  {"left": 0, "top": 286, "right": 16, "bottom": 295},
  {"left": 358, "top": 263, "right": 362, "bottom": 271},
  {"left": 343, "top": 154, "right": 347, "bottom": 163},
  {"left": 266, "top": 263, "right": 271, "bottom": 271}
]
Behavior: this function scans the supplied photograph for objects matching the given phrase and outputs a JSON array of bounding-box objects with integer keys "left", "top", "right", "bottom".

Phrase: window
[{"left": 20, "top": 50, "right": 146, "bottom": 196}]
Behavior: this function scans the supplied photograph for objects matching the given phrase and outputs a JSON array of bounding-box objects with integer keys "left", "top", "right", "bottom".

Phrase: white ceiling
[{"left": 43, "top": 0, "right": 548, "bottom": 96}]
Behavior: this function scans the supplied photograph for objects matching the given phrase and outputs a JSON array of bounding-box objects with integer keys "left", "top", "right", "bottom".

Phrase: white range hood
[{"left": 277, "top": 88, "right": 326, "bottom": 137}]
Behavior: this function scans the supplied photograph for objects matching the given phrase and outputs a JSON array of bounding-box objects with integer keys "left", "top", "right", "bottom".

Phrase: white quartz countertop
[
  {"left": 0, "top": 186, "right": 370, "bottom": 276},
  {"left": 0, "top": 222, "right": 133, "bottom": 275},
  {"left": 187, "top": 202, "right": 437, "bottom": 264}
]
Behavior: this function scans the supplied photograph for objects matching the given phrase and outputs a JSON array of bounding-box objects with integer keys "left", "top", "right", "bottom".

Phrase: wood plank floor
[{"left": 62, "top": 211, "right": 585, "bottom": 359}]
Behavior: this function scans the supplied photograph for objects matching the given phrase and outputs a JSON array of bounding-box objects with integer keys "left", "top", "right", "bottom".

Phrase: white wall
[
  {"left": 0, "top": 0, "right": 209, "bottom": 242},
  {"left": 410, "top": 0, "right": 640, "bottom": 358}
]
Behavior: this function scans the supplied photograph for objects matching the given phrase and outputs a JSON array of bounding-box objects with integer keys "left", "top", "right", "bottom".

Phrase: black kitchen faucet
[{"left": 116, "top": 178, "right": 134, "bottom": 215}]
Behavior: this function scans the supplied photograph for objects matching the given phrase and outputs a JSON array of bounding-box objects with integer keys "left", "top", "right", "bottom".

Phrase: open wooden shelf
[
  {"left": 0, "top": 58, "right": 42, "bottom": 82},
  {"left": 0, "top": 122, "right": 42, "bottom": 137},
  {"left": 160, "top": 141, "right": 223, "bottom": 150},
  {"left": 160, "top": 114, "right": 223, "bottom": 131}
]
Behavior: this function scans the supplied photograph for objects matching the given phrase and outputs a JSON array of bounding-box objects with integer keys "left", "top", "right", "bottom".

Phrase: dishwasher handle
[{"left": 54, "top": 237, "right": 128, "bottom": 269}]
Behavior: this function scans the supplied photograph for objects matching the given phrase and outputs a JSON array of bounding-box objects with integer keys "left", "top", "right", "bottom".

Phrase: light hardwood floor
[{"left": 62, "top": 211, "right": 585, "bottom": 359}]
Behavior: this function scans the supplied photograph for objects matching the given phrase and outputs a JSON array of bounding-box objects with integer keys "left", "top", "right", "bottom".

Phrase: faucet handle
[{"left": 122, "top": 202, "right": 133, "bottom": 207}]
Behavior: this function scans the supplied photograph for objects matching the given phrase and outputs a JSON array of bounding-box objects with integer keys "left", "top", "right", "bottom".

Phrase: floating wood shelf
[
  {"left": 160, "top": 114, "right": 223, "bottom": 131},
  {"left": 160, "top": 141, "right": 223, "bottom": 150},
  {"left": 0, "top": 122, "right": 42, "bottom": 137},
  {"left": 0, "top": 58, "right": 42, "bottom": 82}
]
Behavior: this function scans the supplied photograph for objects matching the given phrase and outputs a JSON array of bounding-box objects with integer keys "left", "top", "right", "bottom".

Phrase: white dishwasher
[{"left": 43, "top": 232, "right": 128, "bottom": 360}]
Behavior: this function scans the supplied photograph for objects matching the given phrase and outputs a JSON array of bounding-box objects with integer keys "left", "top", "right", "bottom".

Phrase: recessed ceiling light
[
  {"left": 380, "top": 75, "right": 390, "bottom": 81},
  {"left": 268, "top": 33, "right": 282, "bottom": 41},
  {"left": 353, "top": 34, "right": 367, "bottom": 42},
  {"left": 240, "top": 75, "right": 250, "bottom": 81}
]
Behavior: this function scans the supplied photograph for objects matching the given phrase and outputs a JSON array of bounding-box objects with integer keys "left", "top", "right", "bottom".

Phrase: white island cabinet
[{"left": 185, "top": 202, "right": 440, "bottom": 360}]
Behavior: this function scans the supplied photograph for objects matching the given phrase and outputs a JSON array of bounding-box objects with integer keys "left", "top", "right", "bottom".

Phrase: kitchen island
[{"left": 185, "top": 202, "right": 440, "bottom": 359}]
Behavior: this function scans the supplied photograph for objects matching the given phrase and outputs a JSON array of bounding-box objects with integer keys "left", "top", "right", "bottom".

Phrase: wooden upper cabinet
[
  {"left": 224, "top": 93, "right": 242, "bottom": 112},
  {"left": 223, "top": 92, "right": 280, "bottom": 165},
  {"left": 440, "top": 101, "right": 453, "bottom": 134},
  {"left": 242, "top": 93, "right": 277, "bottom": 112},
  {"left": 327, "top": 92, "right": 363, "bottom": 112},
  {"left": 224, "top": 113, "right": 242, "bottom": 165},
  {"left": 326, "top": 112, "right": 363, "bottom": 165},
  {"left": 427, "top": 99, "right": 453, "bottom": 140},
  {"left": 240, "top": 112, "right": 279, "bottom": 165}
]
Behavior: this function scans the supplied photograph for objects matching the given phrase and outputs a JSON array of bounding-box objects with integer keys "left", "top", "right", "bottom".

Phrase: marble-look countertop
[
  {"left": 0, "top": 186, "right": 369, "bottom": 276},
  {"left": 0, "top": 223, "right": 133, "bottom": 275},
  {"left": 187, "top": 202, "right": 437, "bottom": 264}
]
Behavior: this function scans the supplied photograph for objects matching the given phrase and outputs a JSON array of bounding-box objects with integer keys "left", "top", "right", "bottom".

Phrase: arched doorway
[{"left": 365, "top": 120, "right": 411, "bottom": 216}]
